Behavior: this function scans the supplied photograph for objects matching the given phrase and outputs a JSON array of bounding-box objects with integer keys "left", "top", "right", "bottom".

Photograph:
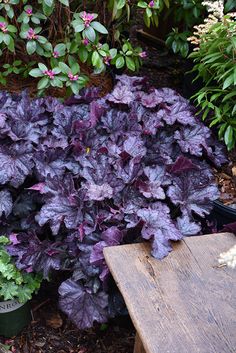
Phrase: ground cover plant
[{"left": 0, "top": 75, "right": 227, "bottom": 329}]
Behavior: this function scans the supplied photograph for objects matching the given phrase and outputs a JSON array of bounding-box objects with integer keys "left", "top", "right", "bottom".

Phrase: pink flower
[
  {"left": 82, "top": 38, "right": 89, "bottom": 46},
  {"left": 27, "top": 28, "right": 38, "bottom": 40},
  {"left": 148, "top": 0, "right": 155, "bottom": 7},
  {"left": 26, "top": 8, "right": 32, "bottom": 16},
  {"left": 139, "top": 51, "right": 147, "bottom": 58},
  {"left": 0, "top": 22, "right": 8, "bottom": 33},
  {"left": 53, "top": 50, "right": 59, "bottom": 58},
  {"left": 81, "top": 11, "right": 94, "bottom": 27},
  {"left": 68, "top": 72, "right": 79, "bottom": 81},
  {"left": 104, "top": 55, "right": 111, "bottom": 65},
  {"left": 43, "top": 70, "right": 56, "bottom": 80}
]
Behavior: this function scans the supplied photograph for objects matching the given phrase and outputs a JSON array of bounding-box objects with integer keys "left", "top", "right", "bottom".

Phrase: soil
[{"left": 215, "top": 150, "right": 236, "bottom": 208}]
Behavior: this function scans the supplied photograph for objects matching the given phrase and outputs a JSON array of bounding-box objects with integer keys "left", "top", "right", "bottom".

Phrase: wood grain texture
[
  {"left": 104, "top": 233, "right": 236, "bottom": 353},
  {"left": 134, "top": 333, "right": 147, "bottom": 353}
]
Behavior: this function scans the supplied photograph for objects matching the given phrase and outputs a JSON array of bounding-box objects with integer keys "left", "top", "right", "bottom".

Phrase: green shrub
[
  {"left": 189, "top": 13, "right": 236, "bottom": 150},
  {"left": 0, "top": 0, "right": 150, "bottom": 96}
]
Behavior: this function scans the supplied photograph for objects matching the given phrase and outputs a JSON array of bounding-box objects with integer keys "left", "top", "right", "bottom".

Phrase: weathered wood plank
[
  {"left": 134, "top": 333, "right": 146, "bottom": 353},
  {"left": 104, "top": 233, "right": 236, "bottom": 353}
]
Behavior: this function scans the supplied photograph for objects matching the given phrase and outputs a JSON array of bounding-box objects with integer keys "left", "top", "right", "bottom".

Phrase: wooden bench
[{"left": 104, "top": 232, "right": 236, "bottom": 353}]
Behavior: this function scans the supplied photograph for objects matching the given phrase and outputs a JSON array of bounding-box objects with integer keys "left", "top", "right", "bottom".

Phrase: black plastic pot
[
  {"left": 0, "top": 300, "right": 32, "bottom": 337},
  {"left": 211, "top": 200, "right": 236, "bottom": 230}
]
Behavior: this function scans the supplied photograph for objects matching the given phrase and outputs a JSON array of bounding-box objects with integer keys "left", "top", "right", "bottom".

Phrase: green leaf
[
  {"left": 125, "top": 56, "right": 135, "bottom": 71},
  {"left": 71, "top": 81, "right": 80, "bottom": 94},
  {"left": 72, "top": 20, "right": 85, "bottom": 33},
  {"left": 29, "top": 68, "right": 44, "bottom": 77},
  {"left": 26, "top": 40, "right": 37, "bottom": 55},
  {"left": 59, "top": 62, "right": 70, "bottom": 74},
  {"left": 37, "top": 76, "right": 49, "bottom": 89},
  {"left": 7, "top": 25, "right": 17, "bottom": 33},
  {"left": 145, "top": 7, "right": 152, "bottom": 18},
  {"left": 137, "top": 1, "right": 148, "bottom": 8},
  {"left": 84, "top": 27, "right": 96, "bottom": 42},
  {"left": 224, "top": 125, "right": 234, "bottom": 150},
  {"left": 54, "top": 43, "right": 66, "bottom": 56},
  {"left": 59, "top": 0, "right": 69, "bottom": 5},
  {"left": 44, "top": 0, "right": 53, "bottom": 7},
  {"left": 92, "top": 51, "right": 100, "bottom": 66},
  {"left": 115, "top": 56, "right": 125, "bottom": 69},
  {"left": 117, "top": 0, "right": 126, "bottom": 9},
  {"left": 90, "top": 21, "right": 108, "bottom": 34},
  {"left": 38, "top": 63, "right": 47, "bottom": 72},
  {"left": 223, "top": 75, "right": 234, "bottom": 90},
  {"left": 79, "top": 47, "right": 88, "bottom": 63}
]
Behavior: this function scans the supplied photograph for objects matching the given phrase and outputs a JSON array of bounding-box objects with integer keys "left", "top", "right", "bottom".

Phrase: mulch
[{"left": 0, "top": 281, "right": 135, "bottom": 353}]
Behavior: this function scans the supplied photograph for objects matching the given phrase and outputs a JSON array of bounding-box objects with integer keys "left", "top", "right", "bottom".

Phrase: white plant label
[{"left": 0, "top": 300, "right": 24, "bottom": 314}]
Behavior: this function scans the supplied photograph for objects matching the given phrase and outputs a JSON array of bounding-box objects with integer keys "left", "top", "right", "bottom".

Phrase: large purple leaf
[
  {"left": 167, "top": 168, "right": 219, "bottom": 217},
  {"left": 107, "top": 83, "right": 135, "bottom": 105},
  {"left": 162, "top": 101, "right": 196, "bottom": 126},
  {"left": 36, "top": 195, "right": 82, "bottom": 235},
  {"left": 0, "top": 143, "right": 34, "bottom": 187},
  {"left": 174, "top": 125, "right": 211, "bottom": 156},
  {"left": 59, "top": 279, "right": 108, "bottom": 329},
  {"left": 137, "top": 203, "right": 183, "bottom": 259}
]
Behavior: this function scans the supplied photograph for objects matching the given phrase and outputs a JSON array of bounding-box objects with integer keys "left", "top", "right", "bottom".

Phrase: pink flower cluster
[
  {"left": 148, "top": 0, "right": 155, "bottom": 7},
  {"left": 53, "top": 50, "right": 59, "bottom": 58},
  {"left": 104, "top": 55, "right": 111, "bottom": 65},
  {"left": 81, "top": 11, "right": 94, "bottom": 27},
  {"left": 139, "top": 51, "right": 147, "bottom": 58},
  {"left": 82, "top": 38, "right": 89, "bottom": 46},
  {"left": 43, "top": 70, "right": 56, "bottom": 80},
  {"left": 68, "top": 72, "right": 78, "bottom": 81},
  {"left": 26, "top": 8, "right": 33, "bottom": 16},
  {"left": 0, "top": 22, "right": 7, "bottom": 33},
  {"left": 27, "top": 28, "right": 38, "bottom": 40}
]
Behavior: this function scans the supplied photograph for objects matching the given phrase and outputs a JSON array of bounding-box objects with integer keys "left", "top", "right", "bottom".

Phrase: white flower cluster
[
  {"left": 187, "top": 0, "right": 235, "bottom": 49},
  {"left": 202, "top": 0, "right": 224, "bottom": 20},
  {"left": 219, "top": 244, "right": 236, "bottom": 269}
]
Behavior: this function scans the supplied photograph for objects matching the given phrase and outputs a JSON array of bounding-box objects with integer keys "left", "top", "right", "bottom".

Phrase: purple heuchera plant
[{"left": 0, "top": 76, "right": 227, "bottom": 329}]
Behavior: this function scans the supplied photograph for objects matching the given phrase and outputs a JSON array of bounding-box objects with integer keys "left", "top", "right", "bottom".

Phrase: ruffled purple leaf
[
  {"left": 177, "top": 213, "right": 201, "bottom": 236},
  {"left": 174, "top": 125, "right": 211, "bottom": 156},
  {"left": 107, "top": 83, "right": 135, "bottom": 105},
  {"left": 162, "top": 101, "right": 196, "bottom": 126},
  {"left": 59, "top": 279, "right": 108, "bottom": 329},
  {"left": 167, "top": 168, "right": 219, "bottom": 217},
  {"left": 137, "top": 203, "right": 183, "bottom": 259},
  {"left": 0, "top": 143, "right": 34, "bottom": 187}
]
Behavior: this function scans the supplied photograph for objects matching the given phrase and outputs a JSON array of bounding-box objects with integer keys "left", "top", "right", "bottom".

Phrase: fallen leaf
[{"left": 46, "top": 312, "right": 63, "bottom": 329}]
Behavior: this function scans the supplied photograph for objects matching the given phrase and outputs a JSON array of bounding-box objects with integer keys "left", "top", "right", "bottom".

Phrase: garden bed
[{"left": 1, "top": 4, "right": 235, "bottom": 353}]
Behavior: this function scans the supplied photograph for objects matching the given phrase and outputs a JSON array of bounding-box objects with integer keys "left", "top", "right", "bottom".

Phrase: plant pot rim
[
  {"left": 0, "top": 299, "right": 26, "bottom": 314},
  {"left": 213, "top": 199, "right": 236, "bottom": 216}
]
